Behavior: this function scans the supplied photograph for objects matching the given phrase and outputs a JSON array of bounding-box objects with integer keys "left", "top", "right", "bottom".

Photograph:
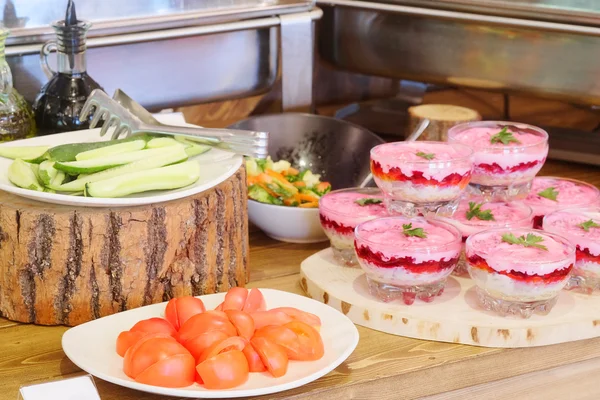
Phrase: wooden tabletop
[{"left": 1, "top": 159, "right": 600, "bottom": 400}]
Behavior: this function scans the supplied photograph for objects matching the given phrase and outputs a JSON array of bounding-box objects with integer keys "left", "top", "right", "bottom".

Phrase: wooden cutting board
[
  {"left": 300, "top": 248, "right": 600, "bottom": 348},
  {"left": 0, "top": 166, "right": 249, "bottom": 326}
]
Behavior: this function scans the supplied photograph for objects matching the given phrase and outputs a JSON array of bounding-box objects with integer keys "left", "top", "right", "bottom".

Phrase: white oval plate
[
  {"left": 62, "top": 288, "right": 359, "bottom": 398},
  {"left": 0, "top": 119, "right": 242, "bottom": 207}
]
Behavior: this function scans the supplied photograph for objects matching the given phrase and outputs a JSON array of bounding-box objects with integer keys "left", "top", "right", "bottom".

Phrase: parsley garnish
[
  {"left": 402, "top": 223, "right": 427, "bottom": 238},
  {"left": 355, "top": 198, "right": 383, "bottom": 206},
  {"left": 578, "top": 219, "right": 600, "bottom": 232},
  {"left": 501, "top": 233, "right": 548, "bottom": 251},
  {"left": 416, "top": 151, "right": 435, "bottom": 160},
  {"left": 466, "top": 202, "right": 495, "bottom": 221},
  {"left": 490, "top": 127, "right": 521, "bottom": 145},
  {"left": 537, "top": 187, "right": 559, "bottom": 202}
]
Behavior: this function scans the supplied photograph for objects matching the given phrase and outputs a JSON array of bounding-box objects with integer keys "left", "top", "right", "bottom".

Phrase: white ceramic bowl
[{"left": 248, "top": 200, "right": 327, "bottom": 243}]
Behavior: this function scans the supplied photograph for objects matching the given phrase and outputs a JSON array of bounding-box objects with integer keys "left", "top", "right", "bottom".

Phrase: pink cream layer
[
  {"left": 370, "top": 142, "right": 472, "bottom": 182},
  {"left": 466, "top": 229, "right": 573, "bottom": 275},
  {"left": 449, "top": 125, "right": 547, "bottom": 170},
  {"left": 525, "top": 177, "right": 600, "bottom": 218},
  {"left": 319, "top": 191, "right": 388, "bottom": 229},
  {"left": 443, "top": 200, "right": 532, "bottom": 237},
  {"left": 355, "top": 217, "right": 460, "bottom": 264},
  {"left": 543, "top": 210, "right": 600, "bottom": 257}
]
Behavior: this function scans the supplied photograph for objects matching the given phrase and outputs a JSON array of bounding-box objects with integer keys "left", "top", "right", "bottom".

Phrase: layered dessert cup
[
  {"left": 319, "top": 187, "right": 388, "bottom": 267},
  {"left": 448, "top": 121, "right": 548, "bottom": 201},
  {"left": 466, "top": 228, "right": 575, "bottom": 318},
  {"left": 354, "top": 216, "right": 461, "bottom": 305},
  {"left": 543, "top": 208, "right": 600, "bottom": 293},
  {"left": 370, "top": 141, "right": 473, "bottom": 217},
  {"left": 439, "top": 199, "right": 533, "bottom": 276},
  {"left": 525, "top": 177, "right": 600, "bottom": 229}
]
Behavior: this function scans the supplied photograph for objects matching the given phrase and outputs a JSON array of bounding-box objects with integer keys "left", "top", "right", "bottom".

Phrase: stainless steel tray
[{"left": 317, "top": 0, "right": 600, "bottom": 105}]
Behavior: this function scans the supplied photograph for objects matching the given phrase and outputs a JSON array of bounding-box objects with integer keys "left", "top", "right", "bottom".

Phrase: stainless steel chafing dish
[
  {"left": 316, "top": 0, "right": 600, "bottom": 165},
  {"left": 5, "top": 0, "right": 322, "bottom": 111}
]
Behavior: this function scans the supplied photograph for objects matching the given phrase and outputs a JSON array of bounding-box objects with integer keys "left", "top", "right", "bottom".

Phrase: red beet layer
[
  {"left": 532, "top": 215, "right": 544, "bottom": 229},
  {"left": 370, "top": 161, "right": 470, "bottom": 187},
  {"left": 577, "top": 246, "right": 600, "bottom": 264},
  {"left": 355, "top": 244, "right": 458, "bottom": 273},
  {"left": 468, "top": 254, "right": 572, "bottom": 284},
  {"left": 320, "top": 214, "right": 355, "bottom": 235},
  {"left": 475, "top": 160, "right": 542, "bottom": 174}
]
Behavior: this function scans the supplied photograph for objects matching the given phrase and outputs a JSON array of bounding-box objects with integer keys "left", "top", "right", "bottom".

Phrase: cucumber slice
[
  {"left": 8, "top": 159, "right": 44, "bottom": 191},
  {"left": 75, "top": 140, "right": 146, "bottom": 161},
  {"left": 47, "top": 134, "right": 154, "bottom": 162},
  {"left": 38, "top": 160, "right": 58, "bottom": 185},
  {"left": 54, "top": 147, "right": 173, "bottom": 174},
  {"left": 0, "top": 145, "right": 50, "bottom": 163},
  {"left": 146, "top": 137, "right": 183, "bottom": 148},
  {"left": 185, "top": 144, "right": 211, "bottom": 157},
  {"left": 54, "top": 146, "right": 188, "bottom": 192},
  {"left": 86, "top": 160, "right": 200, "bottom": 198}
]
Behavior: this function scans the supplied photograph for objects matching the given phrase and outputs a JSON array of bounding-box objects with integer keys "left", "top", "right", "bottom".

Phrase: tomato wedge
[
  {"left": 130, "top": 317, "right": 177, "bottom": 337},
  {"left": 214, "top": 302, "right": 224, "bottom": 311},
  {"left": 242, "top": 288, "right": 266, "bottom": 313},
  {"left": 242, "top": 344, "right": 266, "bottom": 372},
  {"left": 284, "top": 321, "right": 324, "bottom": 361},
  {"left": 134, "top": 353, "right": 195, "bottom": 388},
  {"left": 183, "top": 330, "right": 230, "bottom": 362},
  {"left": 270, "top": 307, "right": 322, "bottom": 330},
  {"left": 250, "top": 310, "right": 293, "bottom": 330},
  {"left": 165, "top": 296, "right": 206, "bottom": 330},
  {"left": 222, "top": 287, "right": 248, "bottom": 311},
  {"left": 254, "top": 325, "right": 308, "bottom": 361},
  {"left": 250, "top": 337, "right": 289, "bottom": 378},
  {"left": 116, "top": 330, "right": 148, "bottom": 357},
  {"left": 178, "top": 312, "right": 237, "bottom": 344},
  {"left": 196, "top": 350, "right": 249, "bottom": 390},
  {"left": 123, "top": 334, "right": 192, "bottom": 379},
  {"left": 198, "top": 336, "right": 247, "bottom": 364},
  {"left": 224, "top": 310, "right": 255, "bottom": 340}
]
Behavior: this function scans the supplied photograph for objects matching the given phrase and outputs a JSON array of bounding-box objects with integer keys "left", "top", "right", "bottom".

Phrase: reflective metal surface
[
  {"left": 318, "top": 2, "right": 600, "bottom": 104},
  {"left": 229, "top": 113, "right": 384, "bottom": 189}
]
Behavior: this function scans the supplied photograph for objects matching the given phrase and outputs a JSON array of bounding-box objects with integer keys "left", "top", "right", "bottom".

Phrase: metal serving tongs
[{"left": 80, "top": 89, "right": 269, "bottom": 158}]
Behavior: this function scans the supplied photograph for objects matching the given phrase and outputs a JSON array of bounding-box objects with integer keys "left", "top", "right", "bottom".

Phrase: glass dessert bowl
[
  {"left": 466, "top": 228, "right": 575, "bottom": 318},
  {"left": 370, "top": 141, "right": 473, "bottom": 217},
  {"left": 319, "top": 187, "right": 388, "bottom": 267},
  {"left": 439, "top": 199, "right": 533, "bottom": 277},
  {"left": 354, "top": 216, "right": 462, "bottom": 305},
  {"left": 543, "top": 208, "right": 600, "bottom": 293},
  {"left": 524, "top": 177, "right": 600, "bottom": 229},
  {"left": 448, "top": 121, "right": 548, "bottom": 201}
]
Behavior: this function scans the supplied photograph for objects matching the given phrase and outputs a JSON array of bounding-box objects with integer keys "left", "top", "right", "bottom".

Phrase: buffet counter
[{"left": 1, "top": 154, "right": 599, "bottom": 400}]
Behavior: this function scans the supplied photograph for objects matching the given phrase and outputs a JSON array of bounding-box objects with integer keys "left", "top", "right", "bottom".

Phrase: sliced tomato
[
  {"left": 183, "top": 330, "right": 230, "bottom": 361},
  {"left": 242, "top": 288, "right": 266, "bottom": 313},
  {"left": 134, "top": 353, "right": 195, "bottom": 388},
  {"left": 123, "top": 334, "right": 191, "bottom": 379},
  {"left": 222, "top": 287, "right": 248, "bottom": 311},
  {"left": 116, "top": 330, "right": 148, "bottom": 357},
  {"left": 270, "top": 307, "right": 322, "bottom": 330},
  {"left": 214, "top": 302, "right": 224, "bottom": 311},
  {"left": 224, "top": 310, "right": 255, "bottom": 340},
  {"left": 130, "top": 317, "right": 177, "bottom": 337},
  {"left": 253, "top": 325, "right": 307, "bottom": 360},
  {"left": 203, "top": 310, "right": 229, "bottom": 321},
  {"left": 165, "top": 296, "right": 206, "bottom": 330},
  {"left": 196, "top": 350, "right": 249, "bottom": 390},
  {"left": 178, "top": 313, "right": 237, "bottom": 344},
  {"left": 198, "top": 336, "right": 247, "bottom": 364},
  {"left": 250, "top": 337, "right": 289, "bottom": 378},
  {"left": 250, "top": 310, "right": 293, "bottom": 330},
  {"left": 242, "top": 344, "right": 266, "bottom": 372},
  {"left": 284, "top": 321, "right": 324, "bottom": 361}
]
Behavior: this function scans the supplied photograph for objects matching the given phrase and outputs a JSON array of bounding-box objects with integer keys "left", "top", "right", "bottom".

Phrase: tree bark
[
  {"left": 0, "top": 166, "right": 248, "bottom": 326},
  {"left": 408, "top": 104, "right": 481, "bottom": 141}
]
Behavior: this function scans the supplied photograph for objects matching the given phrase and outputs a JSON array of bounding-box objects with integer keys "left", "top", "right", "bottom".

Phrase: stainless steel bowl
[{"left": 229, "top": 113, "right": 384, "bottom": 189}]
